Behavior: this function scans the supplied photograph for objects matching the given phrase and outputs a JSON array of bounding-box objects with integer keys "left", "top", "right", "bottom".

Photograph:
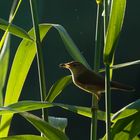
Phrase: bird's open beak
[{"left": 59, "top": 63, "right": 70, "bottom": 69}]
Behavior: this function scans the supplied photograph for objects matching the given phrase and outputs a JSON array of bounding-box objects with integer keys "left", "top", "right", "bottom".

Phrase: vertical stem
[
  {"left": 103, "top": 0, "right": 109, "bottom": 38},
  {"left": 103, "top": 0, "right": 111, "bottom": 139},
  {"left": 94, "top": 3, "right": 103, "bottom": 72},
  {"left": 91, "top": 1, "right": 103, "bottom": 140},
  {"left": 91, "top": 97, "right": 98, "bottom": 140},
  {"left": 29, "top": 0, "right": 48, "bottom": 121},
  {"left": 105, "top": 64, "right": 111, "bottom": 140}
]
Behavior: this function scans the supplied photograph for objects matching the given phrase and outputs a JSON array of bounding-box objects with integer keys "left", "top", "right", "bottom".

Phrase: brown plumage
[{"left": 59, "top": 61, "right": 135, "bottom": 100}]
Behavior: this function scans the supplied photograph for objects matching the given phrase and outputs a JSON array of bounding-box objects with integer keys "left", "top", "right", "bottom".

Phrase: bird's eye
[
  {"left": 72, "top": 62, "right": 79, "bottom": 67},
  {"left": 72, "top": 64, "right": 77, "bottom": 67}
]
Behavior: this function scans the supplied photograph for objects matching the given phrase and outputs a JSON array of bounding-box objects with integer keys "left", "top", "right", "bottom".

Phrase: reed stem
[
  {"left": 29, "top": 0, "right": 48, "bottom": 122},
  {"left": 91, "top": 1, "right": 103, "bottom": 139}
]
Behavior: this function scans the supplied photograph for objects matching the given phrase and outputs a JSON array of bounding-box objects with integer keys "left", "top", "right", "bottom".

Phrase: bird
[{"left": 59, "top": 61, "right": 135, "bottom": 100}]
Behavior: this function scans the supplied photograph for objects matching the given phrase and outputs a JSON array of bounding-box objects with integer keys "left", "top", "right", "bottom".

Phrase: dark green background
[{"left": 0, "top": 0, "right": 140, "bottom": 139}]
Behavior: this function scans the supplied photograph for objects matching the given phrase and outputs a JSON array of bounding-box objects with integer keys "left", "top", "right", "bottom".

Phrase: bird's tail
[{"left": 111, "top": 81, "right": 135, "bottom": 92}]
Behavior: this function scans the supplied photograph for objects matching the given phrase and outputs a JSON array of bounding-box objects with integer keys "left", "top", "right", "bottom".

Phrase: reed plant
[{"left": 0, "top": 0, "right": 139, "bottom": 140}]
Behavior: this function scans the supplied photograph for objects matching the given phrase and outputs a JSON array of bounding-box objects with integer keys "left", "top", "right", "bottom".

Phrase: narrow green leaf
[
  {"left": 0, "top": 0, "right": 23, "bottom": 51},
  {"left": 112, "top": 99, "right": 140, "bottom": 122},
  {"left": 57, "top": 103, "right": 107, "bottom": 120},
  {"left": 21, "top": 112, "right": 69, "bottom": 140},
  {"left": 0, "top": 18, "right": 33, "bottom": 41},
  {"left": 0, "top": 135, "right": 47, "bottom": 140},
  {"left": 103, "top": 0, "right": 126, "bottom": 64},
  {"left": 0, "top": 35, "right": 10, "bottom": 106},
  {"left": 46, "top": 75, "right": 72, "bottom": 102},
  {"left": 100, "top": 60, "right": 140, "bottom": 73},
  {"left": 111, "top": 60, "right": 140, "bottom": 70},
  {"left": 0, "top": 101, "right": 106, "bottom": 121},
  {"left": 52, "top": 24, "right": 89, "bottom": 68}
]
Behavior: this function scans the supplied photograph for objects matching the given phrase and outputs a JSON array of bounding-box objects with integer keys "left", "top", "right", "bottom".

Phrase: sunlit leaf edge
[
  {"left": 0, "top": 18, "right": 33, "bottom": 41},
  {"left": 112, "top": 99, "right": 140, "bottom": 122},
  {"left": 0, "top": 135, "right": 47, "bottom": 140},
  {"left": 0, "top": 100, "right": 106, "bottom": 121}
]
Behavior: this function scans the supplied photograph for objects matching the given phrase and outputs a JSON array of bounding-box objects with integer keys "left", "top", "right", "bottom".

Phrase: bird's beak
[{"left": 59, "top": 63, "right": 70, "bottom": 69}]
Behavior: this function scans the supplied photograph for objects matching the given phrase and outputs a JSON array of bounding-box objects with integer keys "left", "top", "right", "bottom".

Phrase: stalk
[
  {"left": 103, "top": 0, "right": 109, "bottom": 36},
  {"left": 105, "top": 64, "right": 111, "bottom": 140},
  {"left": 29, "top": 0, "right": 48, "bottom": 122},
  {"left": 103, "top": 0, "right": 111, "bottom": 139},
  {"left": 91, "top": 1, "right": 103, "bottom": 140}
]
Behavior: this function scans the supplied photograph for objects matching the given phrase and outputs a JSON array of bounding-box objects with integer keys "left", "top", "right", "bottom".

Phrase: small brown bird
[{"left": 59, "top": 61, "right": 135, "bottom": 100}]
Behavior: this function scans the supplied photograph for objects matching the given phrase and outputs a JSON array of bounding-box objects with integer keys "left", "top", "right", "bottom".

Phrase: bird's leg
[
  {"left": 91, "top": 105, "right": 98, "bottom": 111},
  {"left": 91, "top": 93, "right": 99, "bottom": 111},
  {"left": 97, "top": 92, "right": 102, "bottom": 101}
]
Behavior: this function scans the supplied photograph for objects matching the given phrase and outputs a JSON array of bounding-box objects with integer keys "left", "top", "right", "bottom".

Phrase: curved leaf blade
[
  {"left": 20, "top": 112, "right": 69, "bottom": 140},
  {"left": 52, "top": 24, "right": 89, "bottom": 68},
  {"left": 99, "top": 59, "right": 140, "bottom": 73},
  {"left": 103, "top": 0, "right": 126, "bottom": 64},
  {"left": 111, "top": 60, "right": 140, "bottom": 70},
  {"left": 0, "top": 35, "right": 10, "bottom": 106},
  {"left": 46, "top": 75, "right": 72, "bottom": 102},
  {"left": 112, "top": 99, "right": 140, "bottom": 122},
  {"left": 0, "top": 101, "right": 106, "bottom": 121},
  {"left": 0, "top": 18, "right": 33, "bottom": 41},
  {"left": 0, "top": 135, "right": 47, "bottom": 140},
  {"left": 57, "top": 103, "right": 107, "bottom": 121}
]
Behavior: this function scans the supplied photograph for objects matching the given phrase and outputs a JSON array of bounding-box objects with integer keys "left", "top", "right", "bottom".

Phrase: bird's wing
[{"left": 76, "top": 70, "right": 105, "bottom": 86}]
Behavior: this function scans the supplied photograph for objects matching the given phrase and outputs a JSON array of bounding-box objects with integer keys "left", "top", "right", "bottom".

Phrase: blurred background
[{"left": 0, "top": 0, "right": 140, "bottom": 139}]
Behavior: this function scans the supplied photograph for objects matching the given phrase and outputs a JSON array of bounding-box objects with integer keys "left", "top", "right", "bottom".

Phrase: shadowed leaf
[{"left": 21, "top": 112, "right": 69, "bottom": 140}]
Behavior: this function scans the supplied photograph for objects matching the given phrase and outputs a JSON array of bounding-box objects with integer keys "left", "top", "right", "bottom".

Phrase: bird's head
[{"left": 59, "top": 61, "right": 87, "bottom": 75}]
